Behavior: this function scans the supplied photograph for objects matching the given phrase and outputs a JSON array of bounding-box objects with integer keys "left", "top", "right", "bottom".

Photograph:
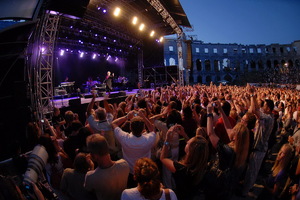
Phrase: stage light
[
  {"left": 41, "top": 47, "right": 46, "bottom": 53},
  {"left": 139, "top": 23, "right": 145, "bottom": 31},
  {"left": 95, "top": 34, "right": 98, "bottom": 36},
  {"left": 97, "top": 7, "right": 101, "bottom": 10},
  {"left": 92, "top": 53, "right": 97, "bottom": 59},
  {"left": 60, "top": 49, "right": 65, "bottom": 56},
  {"left": 79, "top": 30, "right": 82, "bottom": 33},
  {"left": 102, "top": 9, "right": 107, "bottom": 13},
  {"left": 106, "top": 55, "right": 111, "bottom": 60},
  {"left": 150, "top": 30, "right": 155, "bottom": 37},
  {"left": 113, "top": 40, "right": 116, "bottom": 42},
  {"left": 115, "top": 57, "right": 118, "bottom": 62},
  {"left": 70, "top": 26, "right": 73, "bottom": 29},
  {"left": 132, "top": 16, "right": 138, "bottom": 25},
  {"left": 114, "top": 7, "right": 121, "bottom": 17},
  {"left": 104, "top": 36, "right": 107, "bottom": 39},
  {"left": 80, "top": 52, "right": 84, "bottom": 58},
  {"left": 159, "top": 36, "right": 164, "bottom": 42}
]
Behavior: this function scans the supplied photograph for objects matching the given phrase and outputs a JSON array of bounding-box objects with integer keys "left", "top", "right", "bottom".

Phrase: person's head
[
  {"left": 182, "top": 103, "right": 193, "bottom": 119},
  {"left": 231, "top": 123, "right": 249, "bottom": 168},
  {"left": 95, "top": 107, "right": 106, "bottom": 121},
  {"left": 86, "top": 134, "right": 109, "bottom": 161},
  {"left": 183, "top": 136, "right": 209, "bottom": 184},
  {"left": 133, "top": 158, "right": 160, "bottom": 199},
  {"left": 272, "top": 143, "right": 293, "bottom": 177},
  {"left": 130, "top": 116, "right": 145, "bottom": 137},
  {"left": 118, "top": 101, "right": 126, "bottom": 112},
  {"left": 137, "top": 98, "right": 147, "bottom": 109},
  {"left": 74, "top": 153, "right": 92, "bottom": 174},
  {"left": 263, "top": 99, "right": 274, "bottom": 114},
  {"left": 166, "top": 110, "right": 182, "bottom": 129},
  {"left": 53, "top": 107, "right": 60, "bottom": 116},
  {"left": 241, "top": 112, "right": 257, "bottom": 131},
  {"left": 107, "top": 71, "right": 111, "bottom": 76},
  {"left": 65, "top": 110, "right": 74, "bottom": 124},
  {"left": 221, "top": 100, "right": 231, "bottom": 116},
  {"left": 169, "top": 101, "right": 177, "bottom": 110}
]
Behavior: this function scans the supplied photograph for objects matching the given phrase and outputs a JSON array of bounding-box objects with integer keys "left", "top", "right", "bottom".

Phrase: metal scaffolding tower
[{"left": 29, "top": 11, "right": 60, "bottom": 119}]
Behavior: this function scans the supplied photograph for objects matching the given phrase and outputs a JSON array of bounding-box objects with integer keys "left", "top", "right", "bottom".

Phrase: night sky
[{"left": 169, "top": 0, "right": 300, "bottom": 45}]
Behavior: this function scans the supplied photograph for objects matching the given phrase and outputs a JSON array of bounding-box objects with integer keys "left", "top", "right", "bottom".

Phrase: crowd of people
[{"left": 4, "top": 82, "right": 300, "bottom": 200}]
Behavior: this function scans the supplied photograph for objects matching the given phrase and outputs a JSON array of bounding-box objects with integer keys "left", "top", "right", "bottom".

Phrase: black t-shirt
[{"left": 173, "top": 161, "right": 200, "bottom": 200}]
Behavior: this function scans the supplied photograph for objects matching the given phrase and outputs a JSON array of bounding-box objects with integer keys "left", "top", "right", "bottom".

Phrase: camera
[{"left": 23, "top": 145, "right": 48, "bottom": 186}]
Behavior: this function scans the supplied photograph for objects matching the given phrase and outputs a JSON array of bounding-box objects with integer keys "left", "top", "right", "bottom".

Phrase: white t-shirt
[
  {"left": 87, "top": 113, "right": 113, "bottom": 132},
  {"left": 121, "top": 187, "right": 177, "bottom": 200},
  {"left": 114, "top": 127, "right": 156, "bottom": 173}
]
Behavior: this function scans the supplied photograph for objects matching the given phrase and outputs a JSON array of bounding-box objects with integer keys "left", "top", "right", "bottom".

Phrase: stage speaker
[
  {"left": 69, "top": 98, "right": 81, "bottom": 106},
  {"left": 118, "top": 91, "right": 126, "bottom": 96},
  {"left": 98, "top": 92, "right": 106, "bottom": 97},
  {"left": 109, "top": 93, "right": 119, "bottom": 98},
  {"left": 186, "top": 40, "right": 192, "bottom": 69}
]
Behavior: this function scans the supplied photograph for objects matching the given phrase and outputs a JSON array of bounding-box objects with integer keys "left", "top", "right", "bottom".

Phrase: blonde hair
[
  {"left": 181, "top": 135, "right": 209, "bottom": 185},
  {"left": 272, "top": 143, "right": 293, "bottom": 177},
  {"left": 232, "top": 123, "right": 249, "bottom": 168}
]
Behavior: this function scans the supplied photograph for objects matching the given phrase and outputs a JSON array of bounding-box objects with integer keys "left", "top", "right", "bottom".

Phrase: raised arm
[
  {"left": 207, "top": 103, "right": 220, "bottom": 149},
  {"left": 87, "top": 93, "right": 96, "bottom": 116}
]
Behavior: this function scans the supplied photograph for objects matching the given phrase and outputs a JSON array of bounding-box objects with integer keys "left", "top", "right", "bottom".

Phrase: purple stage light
[
  {"left": 60, "top": 49, "right": 65, "bottom": 56},
  {"left": 102, "top": 9, "right": 107, "bottom": 13},
  {"left": 92, "top": 54, "right": 97, "bottom": 59}
]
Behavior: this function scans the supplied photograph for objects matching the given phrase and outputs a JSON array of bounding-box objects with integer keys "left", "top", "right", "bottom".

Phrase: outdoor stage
[{"left": 52, "top": 88, "right": 150, "bottom": 108}]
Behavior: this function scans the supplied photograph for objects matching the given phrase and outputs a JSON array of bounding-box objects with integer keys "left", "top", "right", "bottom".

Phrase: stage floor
[{"left": 52, "top": 88, "right": 150, "bottom": 108}]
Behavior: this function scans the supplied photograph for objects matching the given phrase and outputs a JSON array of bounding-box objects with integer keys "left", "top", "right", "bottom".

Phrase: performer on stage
[{"left": 104, "top": 71, "right": 114, "bottom": 95}]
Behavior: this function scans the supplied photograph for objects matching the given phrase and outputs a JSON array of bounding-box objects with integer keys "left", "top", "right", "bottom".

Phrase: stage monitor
[{"left": 0, "top": 0, "right": 43, "bottom": 20}]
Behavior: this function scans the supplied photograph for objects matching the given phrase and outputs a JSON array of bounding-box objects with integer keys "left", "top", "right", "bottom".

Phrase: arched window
[
  {"left": 206, "top": 76, "right": 211, "bottom": 83},
  {"left": 214, "top": 60, "right": 219, "bottom": 72},
  {"left": 197, "top": 75, "right": 202, "bottom": 84},
  {"left": 205, "top": 60, "right": 211, "bottom": 71},
  {"left": 169, "top": 57, "right": 176, "bottom": 66},
  {"left": 196, "top": 59, "right": 202, "bottom": 71}
]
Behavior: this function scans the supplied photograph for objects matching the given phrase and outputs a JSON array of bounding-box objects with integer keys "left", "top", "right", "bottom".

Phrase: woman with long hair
[
  {"left": 257, "top": 143, "right": 294, "bottom": 199},
  {"left": 205, "top": 101, "right": 250, "bottom": 200},
  {"left": 160, "top": 125, "right": 209, "bottom": 200},
  {"left": 121, "top": 157, "right": 177, "bottom": 200}
]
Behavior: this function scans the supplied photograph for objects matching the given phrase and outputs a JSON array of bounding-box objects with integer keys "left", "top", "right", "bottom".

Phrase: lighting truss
[{"left": 147, "top": 0, "right": 182, "bottom": 35}]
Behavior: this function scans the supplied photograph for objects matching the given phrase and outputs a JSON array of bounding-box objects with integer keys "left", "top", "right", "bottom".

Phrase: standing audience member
[
  {"left": 160, "top": 125, "right": 209, "bottom": 200},
  {"left": 205, "top": 102, "right": 250, "bottom": 200},
  {"left": 121, "top": 157, "right": 177, "bottom": 200},
  {"left": 257, "top": 143, "right": 294, "bottom": 199},
  {"left": 242, "top": 85, "right": 275, "bottom": 197},
  {"left": 112, "top": 109, "right": 156, "bottom": 187},
  {"left": 60, "top": 153, "right": 95, "bottom": 200},
  {"left": 84, "top": 134, "right": 129, "bottom": 200}
]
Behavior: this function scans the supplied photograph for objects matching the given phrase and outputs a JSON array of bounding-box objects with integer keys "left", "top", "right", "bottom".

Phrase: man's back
[{"left": 85, "top": 159, "right": 129, "bottom": 200}]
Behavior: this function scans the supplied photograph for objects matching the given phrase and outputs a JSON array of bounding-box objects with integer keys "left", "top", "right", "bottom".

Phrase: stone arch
[
  {"left": 250, "top": 60, "right": 256, "bottom": 69},
  {"left": 169, "top": 57, "right": 176, "bottom": 66},
  {"left": 197, "top": 75, "right": 202, "bottom": 84},
  {"left": 288, "top": 60, "right": 293, "bottom": 67},
  {"left": 258, "top": 60, "right": 263, "bottom": 69},
  {"left": 214, "top": 60, "right": 219, "bottom": 72},
  {"left": 274, "top": 60, "right": 279, "bottom": 68},
  {"left": 267, "top": 60, "right": 272, "bottom": 68},
  {"left": 196, "top": 59, "right": 202, "bottom": 71},
  {"left": 206, "top": 75, "right": 211, "bottom": 83},
  {"left": 205, "top": 60, "right": 211, "bottom": 71},
  {"left": 224, "top": 74, "right": 232, "bottom": 82}
]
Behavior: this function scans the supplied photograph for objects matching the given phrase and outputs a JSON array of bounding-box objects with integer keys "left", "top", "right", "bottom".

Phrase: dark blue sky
[{"left": 174, "top": 0, "right": 300, "bottom": 45}]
